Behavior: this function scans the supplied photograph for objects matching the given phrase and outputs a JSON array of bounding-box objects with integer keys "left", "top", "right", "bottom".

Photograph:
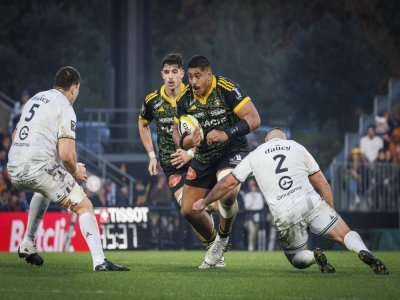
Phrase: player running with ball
[{"left": 173, "top": 55, "right": 260, "bottom": 268}]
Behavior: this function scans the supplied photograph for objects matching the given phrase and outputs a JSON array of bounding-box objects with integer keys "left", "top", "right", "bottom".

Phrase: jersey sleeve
[
  {"left": 58, "top": 106, "right": 76, "bottom": 140},
  {"left": 231, "top": 154, "right": 252, "bottom": 183},
  {"left": 303, "top": 146, "right": 320, "bottom": 175},
  {"left": 139, "top": 93, "right": 157, "bottom": 123},
  {"left": 218, "top": 78, "right": 251, "bottom": 113}
]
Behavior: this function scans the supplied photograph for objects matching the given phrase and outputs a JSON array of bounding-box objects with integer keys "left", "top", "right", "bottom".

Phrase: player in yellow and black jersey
[
  {"left": 138, "top": 53, "right": 219, "bottom": 250},
  {"left": 139, "top": 53, "right": 192, "bottom": 197},
  {"left": 172, "top": 55, "right": 261, "bottom": 268}
]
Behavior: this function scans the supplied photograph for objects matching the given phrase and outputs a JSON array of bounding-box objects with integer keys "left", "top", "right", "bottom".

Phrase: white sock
[
  {"left": 79, "top": 212, "right": 105, "bottom": 268},
  {"left": 291, "top": 250, "right": 315, "bottom": 269},
  {"left": 23, "top": 193, "right": 50, "bottom": 245},
  {"left": 344, "top": 231, "right": 369, "bottom": 253}
]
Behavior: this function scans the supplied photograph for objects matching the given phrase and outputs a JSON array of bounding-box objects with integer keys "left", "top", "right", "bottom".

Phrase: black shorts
[
  {"left": 185, "top": 150, "right": 249, "bottom": 190},
  {"left": 162, "top": 164, "right": 189, "bottom": 194}
]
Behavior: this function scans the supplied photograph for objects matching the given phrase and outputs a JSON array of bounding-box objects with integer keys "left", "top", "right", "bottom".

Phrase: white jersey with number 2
[
  {"left": 8, "top": 89, "right": 76, "bottom": 176},
  {"left": 231, "top": 138, "right": 322, "bottom": 230}
]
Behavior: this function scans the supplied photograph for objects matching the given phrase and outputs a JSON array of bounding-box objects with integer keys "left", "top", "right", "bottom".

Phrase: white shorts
[
  {"left": 278, "top": 201, "right": 340, "bottom": 254},
  {"left": 9, "top": 161, "right": 82, "bottom": 204}
]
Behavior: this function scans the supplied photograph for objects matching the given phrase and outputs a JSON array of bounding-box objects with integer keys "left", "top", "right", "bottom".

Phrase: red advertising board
[{"left": 0, "top": 212, "right": 95, "bottom": 252}]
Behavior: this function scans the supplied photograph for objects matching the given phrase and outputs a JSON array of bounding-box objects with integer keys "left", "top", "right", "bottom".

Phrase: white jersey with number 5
[
  {"left": 231, "top": 138, "right": 322, "bottom": 230},
  {"left": 8, "top": 89, "right": 76, "bottom": 176}
]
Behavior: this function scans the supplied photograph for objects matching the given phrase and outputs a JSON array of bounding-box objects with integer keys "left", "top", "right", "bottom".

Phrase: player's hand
[
  {"left": 74, "top": 163, "right": 88, "bottom": 182},
  {"left": 206, "top": 129, "right": 228, "bottom": 144},
  {"left": 184, "top": 127, "right": 201, "bottom": 148},
  {"left": 148, "top": 158, "right": 158, "bottom": 176},
  {"left": 192, "top": 198, "right": 207, "bottom": 211},
  {"left": 171, "top": 149, "right": 191, "bottom": 169}
]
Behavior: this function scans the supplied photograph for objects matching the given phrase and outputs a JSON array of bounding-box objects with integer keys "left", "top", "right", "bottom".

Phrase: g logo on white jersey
[
  {"left": 19, "top": 126, "right": 30, "bottom": 140},
  {"left": 279, "top": 176, "right": 293, "bottom": 190}
]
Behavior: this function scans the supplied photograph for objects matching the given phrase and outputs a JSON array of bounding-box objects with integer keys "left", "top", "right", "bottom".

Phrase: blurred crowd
[{"left": 346, "top": 109, "right": 400, "bottom": 210}]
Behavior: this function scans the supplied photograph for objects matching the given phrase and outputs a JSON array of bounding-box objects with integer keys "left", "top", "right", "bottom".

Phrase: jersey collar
[
  {"left": 161, "top": 83, "right": 185, "bottom": 107},
  {"left": 193, "top": 76, "right": 216, "bottom": 105}
]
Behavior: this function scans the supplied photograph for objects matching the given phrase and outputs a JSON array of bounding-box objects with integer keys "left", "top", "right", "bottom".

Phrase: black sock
[{"left": 218, "top": 225, "right": 230, "bottom": 238}]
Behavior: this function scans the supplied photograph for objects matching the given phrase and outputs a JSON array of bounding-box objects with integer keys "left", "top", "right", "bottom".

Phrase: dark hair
[
  {"left": 367, "top": 124, "right": 376, "bottom": 131},
  {"left": 53, "top": 66, "right": 80, "bottom": 90},
  {"left": 187, "top": 55, "right": 210, "bottom": 70},
  {"left": 161, "top": 53, "right": 183, "bottom": 69}
]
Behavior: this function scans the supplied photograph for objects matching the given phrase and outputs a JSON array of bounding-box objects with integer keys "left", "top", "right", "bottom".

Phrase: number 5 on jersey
[{"left": 25, "top": 104, "right": 40, "bottom": 122}]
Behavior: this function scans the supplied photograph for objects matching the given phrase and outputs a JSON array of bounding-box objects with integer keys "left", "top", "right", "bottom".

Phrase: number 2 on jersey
[
  {"left": 273, "top": 154, "right": 288, "bottom": 174},
  {"left": 24, "top": 104, "right": 40, "bottom": 122}
]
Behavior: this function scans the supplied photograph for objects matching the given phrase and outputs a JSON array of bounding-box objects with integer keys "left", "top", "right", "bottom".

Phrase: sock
[
  {"left": 344, "top": 231, "right": 369, "bottom": 253},
  {"left": 23, "top": 193, "right": 50, "bottom": 245},
  {"left": 206, "top": 228, "right": 218, "bottom": 244},
  {"left": 218, "top": 225, "right": 230, "bottom": 239},
  {"left": 79, "top": 212, "right": 105, "bottom": 268},
  {"left": 291, "top": 250, "right": 315, "bottom": 269}
]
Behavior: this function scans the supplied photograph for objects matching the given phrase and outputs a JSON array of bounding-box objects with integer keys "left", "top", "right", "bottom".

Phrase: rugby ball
[{"left": 178, "top": 115, "right": 204, "bottom": 140}]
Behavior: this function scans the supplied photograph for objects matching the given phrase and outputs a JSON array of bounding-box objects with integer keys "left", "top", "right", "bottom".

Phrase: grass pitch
[{"left": 0, "top": 251, "right": 398, "bottom": 300}]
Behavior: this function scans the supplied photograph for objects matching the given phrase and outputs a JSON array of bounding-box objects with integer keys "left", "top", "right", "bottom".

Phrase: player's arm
[
  {"left": 193, "top": 174, "right": 240, "bottom": 211},
  {"left": 58, "top": 138, "right": 87, "bottom": 181},
  {"left": 309, "top": 171, "right": 334, "bottom": 209},
  {"left": 193, "top": 154, "right": 252, "bottom": 211},
  {"left": 138, "top": 117, "right": 158, "bottom": 176},
  {"left": 206, "top": 100, "right": 260, "bottom": 144}
]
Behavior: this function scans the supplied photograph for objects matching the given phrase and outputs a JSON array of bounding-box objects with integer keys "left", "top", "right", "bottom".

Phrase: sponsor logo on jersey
[
  {"left": 277, "top": 185, "right": 302, "bottom": 201},
  {"left": 157, "top": 107, "right": 165, "bottom": 113},
  {"left": 161, "top": 125, "right": 173, "bottom": 133},
  {"left": 202, "top": 117, "right": 227, "bottom": 128},
  {"left": 265, "top": 145, "right": 291, "bottom": 155},
  {"left": 232, "top": 87, "right": 242, "bottom": 100},
  {"left": 214, "top": 100, "right": 221, "bottom": 107},
  {"left": 154, "top": 100, "right": 164, "bottom": 109},
  {"left": 278, "top": 176, "right": 293, "bottom": 190},
  {"left": 15, "top": 178, "right": 37, "bottom": 186},
  {"left": 32, "top": 95, "right": 51, "bottom": 104},
  {"left": 188, "top": 105, "right": 197, "bottom": 111},
  {"left": 188, "top": 99, "right": 196, "bottom": 107},
  {"left": 159, "top": 117, "right": 173, "bottom": 123},
  {"left": 140, "top": 105, "right": 146, "bottom": 115},
  {"left": 210, "top": 109, "right": 226, "bottom": 116},
  {"left": 194, "top": 112, "right": 205, "bottom": 118},
  {"left": 186, "top": 167, "right": 197, "bottom": 180},
  {"left": 19, "top": 126, "right": 29, "bottom": 140},
  {"left": 12, "top": 142, "right": 30, "bottom": 147},
  {"left": 168, "top": 174, "right": 182, "bottom": 187},
  {"left": 229, "top": 154, "right": 243, "bottom": 165},
  {"left": 71, "top": 120, "right": 76, "bottom": 132}
]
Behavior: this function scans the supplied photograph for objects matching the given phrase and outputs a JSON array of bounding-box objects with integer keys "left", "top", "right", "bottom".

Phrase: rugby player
[
  {"left": 173, "top": 55, "right": 260, "bottom": 268},
  {"left": 193, "top": 128, "right": 389, "bottom": 274},
  {"left": 7, "top": 66, "right": 129, "bottom": 271},
  {"left": 138, "top": 53, "right": 219, "bottom": 255}
]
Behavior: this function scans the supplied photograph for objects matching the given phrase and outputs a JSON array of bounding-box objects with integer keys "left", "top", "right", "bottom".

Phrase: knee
[
  {"left": 72, "top": 197, "right": 94, "bottom": 216},
  {"left": 180, "top": 205, "right": 193, "bottom": 220},
  {"left": 218, "top": 200, "right": 238, "bottom": 218}
]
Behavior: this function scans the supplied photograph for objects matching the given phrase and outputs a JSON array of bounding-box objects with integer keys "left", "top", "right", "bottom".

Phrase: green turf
[{"left": 0, "top": 251, "right": 398, "bottom": 300}]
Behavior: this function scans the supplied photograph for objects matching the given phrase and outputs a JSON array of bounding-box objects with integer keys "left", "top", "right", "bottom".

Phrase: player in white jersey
[
  {"left": 7, "top": 66, "right": 129, "bottom": 271},
  {"left": 193, "top": 128, "right": 389, "bottom": 274}
]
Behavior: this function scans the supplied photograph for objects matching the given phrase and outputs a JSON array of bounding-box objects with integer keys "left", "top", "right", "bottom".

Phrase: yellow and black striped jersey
[
  {"left": 139, "top": 84, "right": 184, "bottom": 167},
  {"left": 174, "top": 75, "right": 251, "bottom": 164}
]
